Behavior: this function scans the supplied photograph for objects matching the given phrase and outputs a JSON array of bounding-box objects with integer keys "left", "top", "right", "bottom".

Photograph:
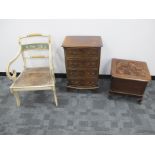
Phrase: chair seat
[{"left": 11, "top": 67, "right": 54, "bottom": 88}]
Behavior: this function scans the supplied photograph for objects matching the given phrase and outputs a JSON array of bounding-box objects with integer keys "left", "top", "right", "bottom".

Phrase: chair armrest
[{"left": 6, "top": 52, "right": 21, "bottom": 81}]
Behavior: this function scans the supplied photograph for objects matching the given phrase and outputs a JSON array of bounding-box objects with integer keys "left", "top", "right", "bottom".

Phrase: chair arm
[{"left": 6, "top": 52, "right": 21, "bottom": 81}]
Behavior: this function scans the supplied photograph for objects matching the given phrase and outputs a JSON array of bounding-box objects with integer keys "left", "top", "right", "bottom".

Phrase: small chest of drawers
[{"left": 62, "top": 36, "right": 103, "bottom": 89}]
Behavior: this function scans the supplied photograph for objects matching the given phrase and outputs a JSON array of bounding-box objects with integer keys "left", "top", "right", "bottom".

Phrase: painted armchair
[{"left": 6, "top": 33, "right": 58, "bottom": 106}]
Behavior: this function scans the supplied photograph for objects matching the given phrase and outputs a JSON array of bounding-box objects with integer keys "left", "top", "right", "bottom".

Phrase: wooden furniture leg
[
  {"left": 52, "top": 87, "right": 58, "bottom": 106},
  {"left": 13, "top": 91, "right": 21, "bottom": 107},
  {"left": 137, "top": 96, "right": 143, "bottom": 104}
]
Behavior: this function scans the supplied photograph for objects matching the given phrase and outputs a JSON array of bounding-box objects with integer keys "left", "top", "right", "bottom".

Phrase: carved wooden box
[
  {"left": 62, "top": 36, "right": 103, "bottom": 89},
  {"left": 110, "top": 58, "right": 151, "bottom": 100}
]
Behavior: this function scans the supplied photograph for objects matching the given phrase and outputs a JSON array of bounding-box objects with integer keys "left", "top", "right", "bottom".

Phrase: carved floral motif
[{"left": 116, "top": 61, "right": 147, "bottom": 77}]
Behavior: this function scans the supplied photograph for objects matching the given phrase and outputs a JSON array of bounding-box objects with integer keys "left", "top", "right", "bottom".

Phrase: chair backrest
[{"left": 19, "top": 33, "right": 53, "bottom": 69}]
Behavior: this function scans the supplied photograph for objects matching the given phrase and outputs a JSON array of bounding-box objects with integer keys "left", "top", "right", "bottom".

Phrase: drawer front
[
  {"left": 66, "top": 60, "right": 99, "bottom": 69},
  {"left": 69, "top": 79, "right": 98, "bottom": 87},
  {"left": 67, "top": 69, "right": 98, "bottom": 78},
  {"left": 64, "top": 47, "right": 101, "bottom": 89},
  {"left": 65, "top": 47, "right": 100, "bottom": 58}
]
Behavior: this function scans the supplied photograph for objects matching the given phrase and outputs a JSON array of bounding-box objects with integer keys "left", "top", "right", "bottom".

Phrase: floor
[{"left": 0, "top": 76, "right": 155, "bottom": 135}]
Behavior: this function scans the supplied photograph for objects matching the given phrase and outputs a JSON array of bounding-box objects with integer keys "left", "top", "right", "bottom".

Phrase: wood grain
[
  {"left": 62, "top": 36, "right": 103, "bottom": 47},
  {"left": 110, "top": 58, "right": 151, "bottom": 100},
  {"left": 63, "top": 36, "right": 103, "bottom": 89}
]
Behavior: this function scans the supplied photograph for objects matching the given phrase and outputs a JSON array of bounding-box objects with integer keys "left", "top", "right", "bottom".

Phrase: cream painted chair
[{"left": 6, "top": 33, "right": 58, "bottom": 106}]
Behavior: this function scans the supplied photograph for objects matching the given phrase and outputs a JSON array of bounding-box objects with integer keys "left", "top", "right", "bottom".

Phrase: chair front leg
[
  {"left": 52, "top": 87, "right": 58, "bottom": 106},
  {"left": 13, "top": 91, "right": 21, "bottom": 107}
]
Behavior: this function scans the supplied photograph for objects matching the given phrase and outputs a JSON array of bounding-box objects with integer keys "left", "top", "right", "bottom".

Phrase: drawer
[
  {"left": 66, "top": 60, "right": 99, "bottom": 68},
  {"left": 69, "top": 79, "right": 98, "bottom": 87},
  {"left": 67, "top": 69, "right": 98, "bottom": 78},
  {"left": 65, "top": 48, "right": 100, "bottom": 58}
]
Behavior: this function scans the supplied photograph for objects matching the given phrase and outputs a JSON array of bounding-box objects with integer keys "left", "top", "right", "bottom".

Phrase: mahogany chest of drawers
[
  {"left": 110, "top": 58, "right": 151, "bottom": 101},
  {"left": 62, "top": 36, "right": 103, "bottom": 89}
]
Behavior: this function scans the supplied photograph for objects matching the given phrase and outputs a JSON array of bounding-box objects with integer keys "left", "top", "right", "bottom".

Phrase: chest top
[
  {"left": 111, "top": 58, "right": 151, "bottom": 81},
  {"left": 62, "top": 36, "right": 103, "bottom": 48}
]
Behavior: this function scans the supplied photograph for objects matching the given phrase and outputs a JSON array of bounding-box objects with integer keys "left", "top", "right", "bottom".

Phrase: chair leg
[
  {"left": 13, "top": 91, "right": 21, "bottom": 107},
  {"left": 52, "top": 87, "right": 58, "bottom": 106}
]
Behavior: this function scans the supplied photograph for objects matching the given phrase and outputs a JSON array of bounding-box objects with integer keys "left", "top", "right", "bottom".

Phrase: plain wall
[{"left": 0, "top": 19, "right": 155, "bottom": 75}]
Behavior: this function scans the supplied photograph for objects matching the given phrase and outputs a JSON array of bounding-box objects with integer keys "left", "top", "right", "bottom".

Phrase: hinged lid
[{"left": 111, "top": 58, "right": 151, "bottom": 81}]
